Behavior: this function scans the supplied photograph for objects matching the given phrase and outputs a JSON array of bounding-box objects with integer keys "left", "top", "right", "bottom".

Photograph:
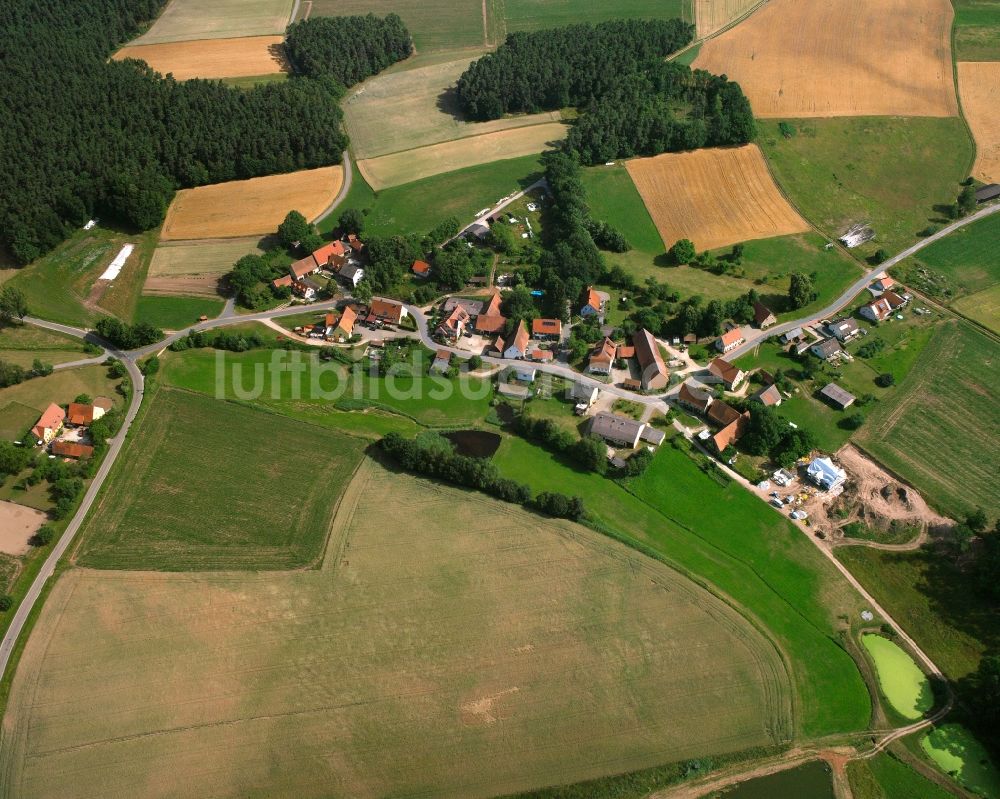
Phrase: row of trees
[
  {"left": 285, "top": 14, "right": 412, "bottom": 85},
  {"left": 380, "top": 431, "right": 585, "bottom": 521},
  {"left": 95, "top": 318, "right": 162, "bottom": 350}
]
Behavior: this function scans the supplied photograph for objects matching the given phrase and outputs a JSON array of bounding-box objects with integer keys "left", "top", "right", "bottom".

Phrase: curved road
[{"left": 312, "top": 150, "right": 353, "bottom": 228}]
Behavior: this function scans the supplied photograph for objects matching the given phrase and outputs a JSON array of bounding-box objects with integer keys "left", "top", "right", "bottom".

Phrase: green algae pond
[
  {"left": 861, "top": 633, "right": 933, "bottom": 720},
  {"left": 708, "top": 760, "right": 834, "bottom": 798},
  {"left": 921, "top": 724, "right": 1000, "bottom": 798}
]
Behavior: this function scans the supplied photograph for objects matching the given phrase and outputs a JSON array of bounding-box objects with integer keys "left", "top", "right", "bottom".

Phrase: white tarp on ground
[{"left": 99, "top": 244, "right": 133, "bottom": 281}]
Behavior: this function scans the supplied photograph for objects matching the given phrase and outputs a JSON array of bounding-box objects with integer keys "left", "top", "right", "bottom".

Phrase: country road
[{"left": 312, "top": 150, "right": 353, "bottom": 228}]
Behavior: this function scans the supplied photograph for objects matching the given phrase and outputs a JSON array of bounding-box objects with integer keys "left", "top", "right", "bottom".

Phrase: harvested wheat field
[
  {"left": 958, "top": 62, "right": 1000, "bottom": 183},
  {"left": 131, "top": 0, "right": 293, "bottom": 45},
  {"left": 0, "top": 460, "right": 791, "bottom": 799},
  {"left": 358, "top": 123, "right": 568, "bottom": 190},
  {"left": 160, "top": 166, "right": 343, "bottom": 240},
  {"left": 625, "top": 144, "right": 809, "bottom": 251},
  {"left": 694, "top": 0, "right": 958, "bottom": 117},
  {"left": 695, "top": 0, "right": 760, "bottom": 37},
  {"left": 144, "top": 238, "right": 261, "bottom": 296},
  {"left": 114, "top": 35, "right": 289, "bottom": 80}
]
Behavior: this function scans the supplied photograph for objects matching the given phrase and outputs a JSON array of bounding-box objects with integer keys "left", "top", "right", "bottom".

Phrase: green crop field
[
  {"left": 1, "top": 461, "right": 790, "bottom": 798},
  {"left": 0, "top": 402, "right": 41, "bottom": 442},
  {"left": 847, "top": 752, "right": 956, "bottom": 799},
  {"left": 0, "top": 323, "right": 88, "bottom": 368},
  {"left": 494, "top": 0, "right": 690, "bottom": 41},
  {"left": 760, "top": 118, "right": 974, "bottom": 257},
  {"left": 308, "top": 0, "right": 484, "bottom": 51},
  {"left": 953, "top": 284, "right": 1000, "bottom": 333},
  {"left": 493, "top": 435, "right": 872, "bottom": 738},
  {"left": 581, "top": 164, "right": 860, "bottom": 310},
  {"left": 855, "top": 320, "right": 1000, "bottom": 520},
  {"left": 134, "top": 295, "right": 225, "bottom": 330},
  {"left": 75, "top": 387, "right": 366, "bottom": 570},
  {"left": 954, "top": 0, "right": 1000, "bottom": 59},
  {"left": 132, "top": 0, "right": 293, "bottom": 45}
]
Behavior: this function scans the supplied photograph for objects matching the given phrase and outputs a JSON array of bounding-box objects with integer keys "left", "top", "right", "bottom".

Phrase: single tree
[
  {"left": 958, "top": 185, "right": 977, "bottom": 216},
  {"left": 0, "top": 286, "right": 28, "bottom": 323},
  {"left": 338, "top": 207, "right": 365, "bottom": 236},
  {"left": 669, "top": 239, "right": 696, "bottom": 265},
  {"left": 788, "top": 272, "right": 817, "bottom": 310},
  {"left": 277, "top": 210, "right": 312, "bottom": 249}
]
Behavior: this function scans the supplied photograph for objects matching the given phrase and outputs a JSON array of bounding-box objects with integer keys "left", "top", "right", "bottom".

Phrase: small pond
[
  {"left": 444, "top": 430, "right": 502, "bottom": 458},
  {"left": 861, "top": 633, "right": 933, "bottom": 720},
  {"left": 710, "top": 760, "right": 834, "bottom": 798},
  {"left": 922, "top": 723, "right": 1000, "bottom": 799}
]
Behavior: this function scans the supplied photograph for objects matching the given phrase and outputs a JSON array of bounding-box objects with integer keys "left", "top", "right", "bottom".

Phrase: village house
[
  {"left": 860, "top": 291, "right": 907, "bottom": 323},
  {"left": 820, "top": 382, "right": 856, "bottom": 410},
  {"left": 579, "top": 286, "right": 604, "bottom": 319},
  {"left": 292, "top": 277, "right": 322, "bottom": 300},
  {"left": 707, "top": 399, "right": 742, "bottom": 428},
  {"left": 31, "top": 403, "right": 65, "bottom": 444},
  {"left": 807, "top": 456, "right": 847, "bottom": 491},
  {"left": 329, "top": 306, "right": 357, "bottom": 342},
  {"left": 503, "top": 320, "right": 530, "bottom": 359},
  {"left": 272, "top": 275, "right": 293, "bottom": 291},
  {"left": 753, "top": 301, "right": 776, "bottom": 329},
  {"left": 868, "top": 275, "right": 897, "bottom": 296},
  {"left": 589, "top": 413, "right": 646, "bottom": 449},
  {"left": 827, "top": 318, "right": 860, "bottom": 342},
  {"left": 716, "top": 328, "right": 745, "bottom": 354},
  {"left": 346, "top": 233, "right": 365, "bottom": 254},
  {"left": 572, "top": 383, "right": 599, "bottom": 412},
  {"left": 411, "top": 260, "right": 432, "bottom": 279},
  {"left": 705, "top": 357, "right": 745, "bottom": 391},
  {"left": 436, "top": 305, "right": 470, "bottom": 341},
  {"left": 587, "top": 337, "right": 617, "bottom": 375},
  {"left": 751, "top": 383, "right": 782, "bottom": 407},
  {"left": 677, "top": 381, "right": 713, "bottom": 415},
  {"left": 367, "top": 299, "right": 408, "bottom": 327},
  {"left": 312, "top": 241, "right": 348, "bottom": 271},
  {"left": 532, "top": 318, "right": 562, "bottom": 341},
  {"left": 66, "top": 397, "right": 111, "bottom": 426},
  {"left": 289, "top": 256, "right": 321, "bottom": 281},
  {"left": 711, "top": 412, "right": 749, "bottom": 454},
  {"left": 514, "top": 364, "right": 537, "bottom": 382},
  {"left": 51, "top": 441, "right": 94, "bottom": 459},
  {"left": 633, "top": 328, "right": 668, "bottom": 390},
  {"left": 528, "top": 349, "right": 554, "bottom": 363},
  {"left": 810, "top": 338, "right": 843, "bottom": 361},
  {"left": 474, "top": 290, "right": 506, "bottom": 334},
  {"left": 430, "top": 349, "right": 452, "bottom": 374},
  {"left": 443, "top": 297, "right": 484, "bottom": 316},
  {"left": 782, "top": 327, "right": 804, "bottom": 344},
  {"left": 338, "top": 264, "right": 365, "bottom": 288}
]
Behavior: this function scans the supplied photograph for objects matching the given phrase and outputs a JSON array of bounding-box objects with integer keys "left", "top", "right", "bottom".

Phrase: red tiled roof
[
  {"left": 67, "top": 402, "right": 97, "bottom": 426},
  {"left": 720, "top": 328, "right": 744, "bottom": 347},
  {"left": 708, "top": 357, "right": 742, "bottom": 385},
  {"left": 474, "top": 314, "right": 506, "bottom": 333},
  {"left": 616, "top": 345, "right": 635, "bottom": 359},
  {"left": 883, "top": 290, "right": 906, "bottom": 309},
  {"left": 312, "top": 241, "right": 348, "bottom": 266},
  {"left": 435, "top": 349, "right": 451, "bottom": 362},
  {"left": 582, "top": 286, "right": 602, "bottom": 312},
  {"left": 412, "top": 260, "right": 432, "bottom": 276},
  {"left": 529, "top": 349, "right": 554, "bottom": 361},
  {"left": 589, "top": 338, "right": 617, "bottom": 367},
  {"left": 707, "top": 400, "right": 741, "bottom": 427},
  {"left": 712, "top": 413, "right": 749, "bottom": 453},
  {"left": 483, "top": 289, "right": 503, "bottom": 316},
  {"left": 532, "top": 318, "right": 561, "bottom": 336},
  {"left": 93, "top": 397, "right": 113, "bottom": 411},
  {"left": 632, "top": 328, "right": 665, "bottom": 374},
  {"left": 510, "top": 320, "right": 529, "bottom": 354},
  {"left": 272, "top": 275, "right": 293, "bottom": 288},
  {"left": 369, "top": 299, "right": 403, "bottom": 324},
  {"left": 31, "top": 403, "right": 64, "bottom": 440},
  {"left": 51, "top": 441, "right": 94, "bottom": 459},
  {"left": 336, "top": 306, "right": 357, "bottom": 335},
  {"left": 347, "top": 234, "right": 364, "bottom": 251}
]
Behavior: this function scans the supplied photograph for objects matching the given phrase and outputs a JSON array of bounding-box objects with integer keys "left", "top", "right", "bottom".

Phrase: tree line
[
  {"left": 285, "top": 14, "right": 412, "bottom": 85},
  {"left": 0, "top": 0, "right": 411, "bottom": 265}
]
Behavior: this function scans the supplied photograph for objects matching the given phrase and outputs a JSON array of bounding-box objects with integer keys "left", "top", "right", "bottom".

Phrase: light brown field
[
  {"left": 143, "top": 239, "right": 262, "bottom": 297},
  {"left": 0, "top": 501, "right": 45, "bottom": 556},
  {"left": 0, "top": 460, "right": 790, "bottom": 799},
  {"left": 131, "top": 0, "right": 293, "bottom": 45},
  {"left": 160, "top": 167, "right": 343, "bottom": 240},
  {"left": 693, "top": 0, "right": 958, "bottom": 117},
  {"left": 957, "top": 62, "right": 1000, "bottom": 184},
  {"left": 952, "top": 284, "right": 1000, "bottom": 335},
  {"left": 358, "top": 123, "right": 567, "bottom": 190},
  {"left": 114, "top": 36, "right": 289, "bottom": 80},
  {"left": 695, "top": 0, "right": 760, "bottom": 37},
  {"left": 625, "top": 144, "right": 810, "bottom": 251}
]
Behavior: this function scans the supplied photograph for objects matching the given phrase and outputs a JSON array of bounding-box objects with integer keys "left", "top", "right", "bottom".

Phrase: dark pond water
[
  {"left": 444, "top": 430, "right": 502, "bottom": 458},
  {"left": 712, "top": 761, "right": 835, "bottom": 799}
]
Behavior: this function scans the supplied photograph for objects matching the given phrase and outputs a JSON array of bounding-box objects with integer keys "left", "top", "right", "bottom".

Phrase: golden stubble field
[
  {"left": 694, "top": 0, "right": 958, "bottom": 117},
  {"left": 114, "top": 35, "right": 289, "bottom": 80},
  {"left": 160, "top": 166, "right": 343, "bottom": 240},
  {"left": 358, "top": 123, "right": 567, "bottom": 189},
  {"left": 0, "top": 460, "right": 791, "bottom": 799},
  {"left": 957, "top": 62, "right": 1000, "bottom": 184},
  {"left": 625, "top": 144, "right": 810, "bottom": 251},
  {"left": 131, "top": 0, "right": 294, "bottom": 45},
  {"left": 144, "top": 238, "right": 262, "bottom": 297}
]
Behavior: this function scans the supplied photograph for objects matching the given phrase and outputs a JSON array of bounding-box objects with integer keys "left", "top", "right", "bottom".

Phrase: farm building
[
  {"left": 338, "top": 264, "right": 365, "bottom": 288},
  {"left": 589, "top": 413, "right": 646, "bottom": 449},
  {"left": 292, "top": 277, "right": 321, "bottom": 299},
  {"left": 712, "top": 413, "right": 749, "bottom": 454},
  {"left": 782, "top": 327, "right": 805, "bottom": 344},
  {"left": 640, "top": 426, "right": 667, "bottom": 446},
  {"left": 465, "top": 222, "right": 490, "bottom": 240},
  {"left": 272, "top": 275, "right": 293, "bottom": 290},
  {"left": 290, "top": 256, "right": 320, "bottom": 280},
  {"left": 503, "top": 321, "right": 530, "bottom": 359},
  {"left": 51, "top": 441, "right": 94, "bottom": 459},
  {"left": 975, "top": 184, "right": 1000, "bottom": 203},
  {"left": 705, "top": 357, "right": 745, "bottom": 390},
  {"left": 860, "top": 291, "right": 907, "bottom": 323},
  {"left": 330, "top": 307, "right": 357, "bottom": 341},
  {"left": 820, "top": 383, "right": 856, "bottom": 410},
  {"left": 528, "top": 349, "right": 554, "bottom": 362},
  {"left": 67, "top": 400, "right": 109, "bottom": 426},
  {"left": 810, "top": 338, "right": 843, "bottom": 361},
  {"left": 443, "top": 297, "right": 483, "bottom": 316},
  {"left": 532, "top": 318, "right": 562, "bottom": 340},
  {"left": 807, "top": 457, "right": 847, "bottom": 491},
  {"left": 312, "top": 241, "right": 348, "bottom": 270},
  {"left": 436, "top": 306, "right": 470, "bottom": 341},
  {"left": 580, "top": 286, "right": 604, "bottom": 318},
  {"left": 411, "top": 260, "right": 432, "bottom": 279},
  {"left": 572, "top": 383, "right": 599, "bottom": 408},
  {"left": 31, "top": 404, "right": 65, "bottom": 443},
  {"left": 753, "top": 301, "right": 776, "bottom": 329},
  {"left": 347, "top": 234, "right": 364, "bottom": 254},
  {"left": 827, "top": 318, "right": 860, "bottom": 342},
  {"left": 498, "top": 383, "right": 529, "bottom": 400},
  {"left": 474, "top": 291, "right": 506, "bottom": 334},
  {"left": 430, "top": 350, "right": 451, "bottom": 374},
  {"left": 752, "top": 384, "right": 782, "bottom": 407},
  {"left": 633, "top": 328, "right": 668, "bottom": 390},
  {"left": 716, "top": 328, "right": 745, "bottom": 354},
  {"left": 869, "top": 276, "right": 897, "bottom": 296},
  {"left": 707, "top": 400, "right": 742, "bottom": 428},
  {"left": 588, "top": 338, "right": 617, "bottom": 375},
  {"left": 677, "top": 381, "right": 714, "bottom": 414},
  {"left": 367, "top": 299, "right": 407, "bottom": 326}
]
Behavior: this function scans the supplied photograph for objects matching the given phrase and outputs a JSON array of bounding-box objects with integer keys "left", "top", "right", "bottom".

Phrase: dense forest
[
  {"left": 0, "top": 1, "right": 410, "bottom": 265},
  {"left": 285, "top": 14, "right": 412, "bottom": 84},
  {"left": 455, "top": 21, "right": 753, "bottom": 164}
]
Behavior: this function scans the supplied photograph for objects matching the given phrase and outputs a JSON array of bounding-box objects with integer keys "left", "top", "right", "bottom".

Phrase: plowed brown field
[
  {"left": 694, "top": 0, "right": 958, "bottom": 117},
  {"left": 114, "top": 36, "right": 289, "bottom": 80},
  {"left": 958, "top": 62, "right": 1000, "bottom": 184},
  {"left": 625, "top": 145, "right": 809, "bottom": 251},
  {"left": 695, "top": 0, "right": 759, "bottom": 36},
  {"left": 160, "top": 167, "right": 343, "bottom": 240}
]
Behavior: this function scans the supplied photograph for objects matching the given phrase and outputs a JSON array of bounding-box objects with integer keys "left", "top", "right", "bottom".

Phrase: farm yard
[
  {"left": 760, "top": 117, "right": 974, "bottom": 256},
  {"left": 0, "top": 462, "right": 790, "bottom": 799},
  {"left": 113, "top": 35, "right": 290, "bottom": 80},
  {"left": 143, "top": 238, "right": 263, "bottom": 297},
  {"left": 957, "top": 61, "right": 1000, "bottom": 184},
  {"left": 855, "top": 321, "right": 1000, "bottom": 521},
  {"left": 343, "top": 56, "right": 561, "bottom": 160},
  {"left": 693, "top": 0, "right": 958, "bottom": 118},
  {"left": 624, "top": 145, "right": 809, "bottom": 252},
  {"left": 129, "top": 0, "right": 293, "bottom": 45},
  {"left": 74, "top": 387, "right": 366, "bottom": 570},
  {"left": 694, "top": 0, "right": 758, "bottom": 36},
  {"left": 305, "top": 0, "right": 485, "bottom": 51},
  {"left": 358, "top": 123, "right": 567, "bottom": 189},
  {"left": 160, "top": 166, "right": 343, "bottom": 240}
]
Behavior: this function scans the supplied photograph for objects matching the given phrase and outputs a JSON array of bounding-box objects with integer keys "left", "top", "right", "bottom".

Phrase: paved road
[
  {"left": 0, "top": 323, "right": 144, "bottom": 682},
  {"left": 312, "top": 151, "right": 353, "bottom": 228},
  {"left": 727, "top": 202, "right": 1000, "bottom": 360}
]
